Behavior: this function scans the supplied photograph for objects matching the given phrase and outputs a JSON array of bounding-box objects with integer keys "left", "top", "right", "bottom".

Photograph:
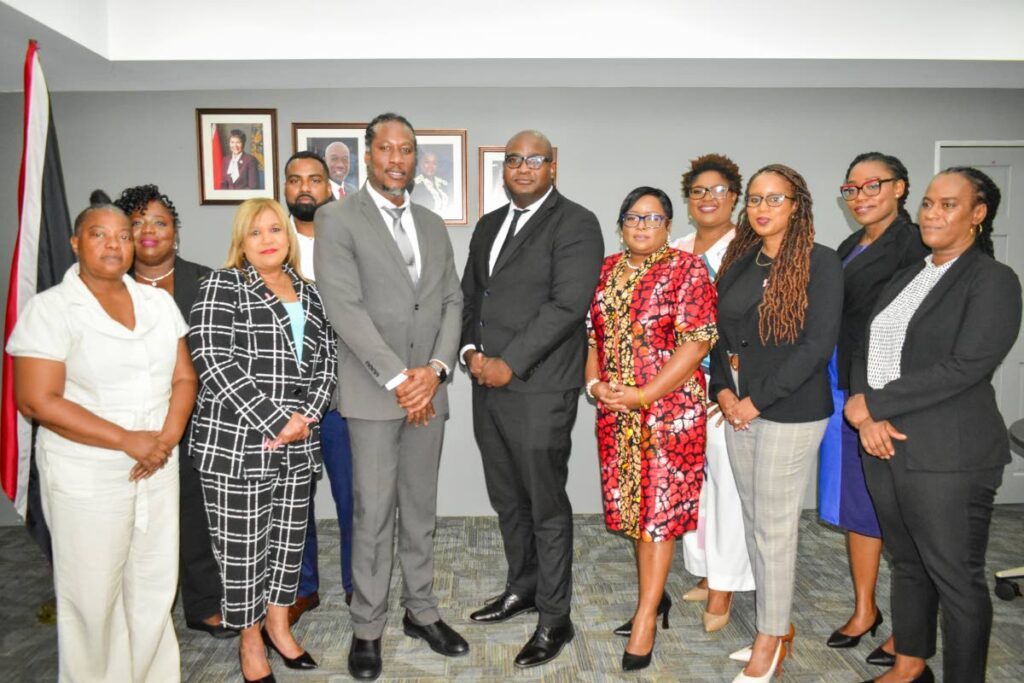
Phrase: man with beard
[
  {"left": 325, "top": 141, "right": 358, "bottom": 199},
  {"left": 314, "top": 113, "right": 466, "bottom": 680},
  {"left": 282, "top": 150, "right": 356, "bottom": 624}
]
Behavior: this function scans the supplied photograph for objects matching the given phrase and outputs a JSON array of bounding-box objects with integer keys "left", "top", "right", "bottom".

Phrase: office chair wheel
[{"left": 994, "top": 577, "right": 1021, "bottom": 601}]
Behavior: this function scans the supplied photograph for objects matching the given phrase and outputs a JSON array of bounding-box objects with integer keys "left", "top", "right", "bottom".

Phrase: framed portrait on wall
[
  {"left": 412, "top": 129, "right": 468, "bottom": 226},
  {"left": 478, "top": 145, "right": 558, "bottom": 217},
  {"left": 292, "top": 123, "right": 367, "bottom": 201},
  {"left": 196, "top": 108, "right": 278, "bottom": 205}
]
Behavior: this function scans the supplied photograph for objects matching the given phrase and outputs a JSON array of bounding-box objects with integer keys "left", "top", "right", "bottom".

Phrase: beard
[{"left": 287, "top": 194, "right": 332, "bottom": 223}]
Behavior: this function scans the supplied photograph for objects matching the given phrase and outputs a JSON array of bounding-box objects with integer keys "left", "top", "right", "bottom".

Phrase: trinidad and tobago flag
[{"left": 1, "top": 41, "right": 75, "bottom": 518}]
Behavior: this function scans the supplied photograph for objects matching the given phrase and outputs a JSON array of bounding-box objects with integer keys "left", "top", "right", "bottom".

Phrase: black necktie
[{"left": 497, "top": 208, "right": 528, "bottom": 263}]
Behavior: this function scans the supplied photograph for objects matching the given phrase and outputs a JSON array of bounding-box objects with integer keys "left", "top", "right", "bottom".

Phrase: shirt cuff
[
  {"left": 385, "top": 372, "right": 408, "bottom": 391},
  {"left": 458, "top": 344, "right": 479, "bottom": 366}
]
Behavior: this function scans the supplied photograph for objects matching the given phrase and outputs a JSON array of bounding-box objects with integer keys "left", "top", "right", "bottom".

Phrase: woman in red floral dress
[{"left": 585, "top": 186, "right": 718, "bottom": 671}]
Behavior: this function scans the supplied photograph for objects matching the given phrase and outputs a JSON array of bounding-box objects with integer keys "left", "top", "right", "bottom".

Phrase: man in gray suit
[{"left": 314, "top": 113, "right": 467, "bottom": 681}]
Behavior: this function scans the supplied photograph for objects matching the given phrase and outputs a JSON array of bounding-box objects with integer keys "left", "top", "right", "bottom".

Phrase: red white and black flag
[{"left": 1, "top": 40, "right": 75, "bottom": 517}]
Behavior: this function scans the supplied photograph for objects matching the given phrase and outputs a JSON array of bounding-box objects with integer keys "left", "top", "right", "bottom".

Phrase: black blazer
[
  {"left": 170, "top": 256, "right": 213, "bottom": 322},
  {"left": 850, "top": 246, "right": 1022, "bottom": 471},
  {"left": 460, "top": 189, "right": 605, "bottom": 393},
  {"left": 835, "top": 216, "right": 928, "bottom": 389},
  {"left": 188, "top": 262, "right": 338, "bottom": 479},
  {"left": 710, "top": 243, "right": 844, "bottom": 422}
]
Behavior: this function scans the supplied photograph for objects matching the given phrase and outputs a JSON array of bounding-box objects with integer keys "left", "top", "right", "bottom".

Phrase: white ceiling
[{"left": 2, "top": 0, "right": 1023, "bottom": 92}]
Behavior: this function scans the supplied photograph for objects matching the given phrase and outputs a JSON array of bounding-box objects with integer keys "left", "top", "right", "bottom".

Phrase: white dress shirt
[{"left": 291, "top": 216, "right": 316, "bottom": 281}]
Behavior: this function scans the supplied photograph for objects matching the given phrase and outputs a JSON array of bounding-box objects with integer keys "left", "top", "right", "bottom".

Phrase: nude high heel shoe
[{"left": 703, "top": 593, "right": 733, "bottom": 632}]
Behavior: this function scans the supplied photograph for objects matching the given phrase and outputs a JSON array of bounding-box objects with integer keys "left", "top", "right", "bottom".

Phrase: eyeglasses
[
  {"left": 504, "top": 154, "right": 552, "bottom": 170},
  {"left": 621, "top": 213, "right": 667, "bottom": 230},
  {"left": 839, "top": 177, "right": 895, "bottom": 201},
  {"left": 746, "top": 194, "right": 795, "bottom": 208},
  {"left": 688, "top": 184, "right": 731, "bottom": 200}
]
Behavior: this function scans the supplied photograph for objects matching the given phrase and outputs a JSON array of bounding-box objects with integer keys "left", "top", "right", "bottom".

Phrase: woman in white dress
[
  {"left": 7, "top": 191, "right": 197, "bottom": 682},
  {"left": 675, "top": 154, "right": 756, "bottom": 632}
]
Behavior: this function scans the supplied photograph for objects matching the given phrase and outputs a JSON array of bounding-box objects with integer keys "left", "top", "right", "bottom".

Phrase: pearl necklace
[{"left": 137, "top": 268, "right": 175, "bottom": 287}]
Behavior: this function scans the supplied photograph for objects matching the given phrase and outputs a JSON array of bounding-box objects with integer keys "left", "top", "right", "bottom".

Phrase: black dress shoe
[
  {"left": 827, "top": 609, "right": 883, "bottom": 648},
  {"left": 469, "top": 590, "right": 537, "bottom": 623},
  {"left": 613, "top": 591, "right": 672, "bottom": 637},
  {"left": 514, "top": 623, "right": 575, "bottom": 668},
  {"left": 866, "top": 644, "right": 897, "bottom": 667},
  {"left": 348, "top": 635, "right": 382, "bottom": 681},
  {"left": 860, "top": 664, "right": 933, "bottom": 683},
  {"left": 345, "top": 591, "right": 353, "bottom": 606},
  {"left": 402, "top": 614, "right": 469, "bottom": 657},
  {"left": 261, "top": 629, "right": 318, "bottom": 670},
  {"left": 186, "top": 617, "right": 239, "bottom": 639}
]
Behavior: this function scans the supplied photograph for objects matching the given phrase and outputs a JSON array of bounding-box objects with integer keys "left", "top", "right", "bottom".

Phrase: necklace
[
  {"left": 136, "top": 267, "right": 175, "bottom": 287},
  {"left": 624, "top": 259, "right": 641, "bottom": 271},
  {"left": 754, "top": 249, "right": 773, "bottom": 267}
]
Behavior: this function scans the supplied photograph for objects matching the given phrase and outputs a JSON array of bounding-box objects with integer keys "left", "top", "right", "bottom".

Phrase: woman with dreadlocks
[
  {"left": 709, "top": 164, "right": 843, "bottom": 682},
  {"left": 844, "top": 168, "right": 1020, "bottom": 683}
]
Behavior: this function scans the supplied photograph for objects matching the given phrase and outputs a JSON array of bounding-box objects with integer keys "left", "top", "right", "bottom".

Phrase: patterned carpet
[{"left": 1, "top": 508, "right": 1022, "bottom": 682}]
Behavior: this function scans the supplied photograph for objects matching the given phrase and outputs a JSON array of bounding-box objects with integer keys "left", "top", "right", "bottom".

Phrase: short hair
[
  {"left": 365, "top": 113, "right": 416, "bottom": 149},
  {"left": 229, "top": 129, "right": 247, "bottom": 146},
  {"left": 223, "top": 198, "right": 305, "bottom": 279},
  {"left": 845, "top": 151, "right": 911, "bottom": 218},
  {"left": 506, "top": 129, "right": 554, "bottom": 158},
  {"left": 285, "top": 150, "right": 330, "bottom": 179},
  {"left": 942, "top": 166, "right": 1000, "bottom": 258},
  {"left": 113, "top": 184, "right": 180, "bottom": 231},
  {"left": 616, "top": 186, "right": 674, "bottom": 230},
  {"left": 73, "top": 190, "right": 126, "bottom": 235},
  {"left": 681, "top": 153, "right": 742, "bottom": 197}
]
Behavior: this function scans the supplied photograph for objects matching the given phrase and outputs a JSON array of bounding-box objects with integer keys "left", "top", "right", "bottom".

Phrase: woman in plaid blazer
[{"left": 188, "top": 198, "right": 336, "bottom": 682}]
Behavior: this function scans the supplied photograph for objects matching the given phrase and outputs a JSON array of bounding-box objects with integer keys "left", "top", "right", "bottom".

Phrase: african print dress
[{"left": 588, "top": 246, "right": 718, "bottom": 542}]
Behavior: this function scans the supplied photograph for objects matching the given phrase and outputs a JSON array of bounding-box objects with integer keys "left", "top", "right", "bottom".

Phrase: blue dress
[{"left": 818, "top": 244, "right": 881, "bottom": 537}]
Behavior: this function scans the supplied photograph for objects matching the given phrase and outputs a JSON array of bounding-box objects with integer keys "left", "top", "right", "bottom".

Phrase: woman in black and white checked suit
[{"left": 189, "top": 198, "right": 336, "bottom": 682}]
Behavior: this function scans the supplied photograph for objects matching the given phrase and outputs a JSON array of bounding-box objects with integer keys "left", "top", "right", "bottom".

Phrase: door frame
[{"left": 934, "top": 140, "right": 1024, "bottom": 173}]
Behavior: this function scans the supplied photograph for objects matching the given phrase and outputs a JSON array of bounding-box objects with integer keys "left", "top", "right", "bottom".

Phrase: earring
[{"left": 973, "top": 223, "right": 983, "bottom": 236}]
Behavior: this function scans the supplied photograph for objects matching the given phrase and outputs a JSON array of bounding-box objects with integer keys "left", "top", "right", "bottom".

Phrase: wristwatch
[{"left": 428, "top": 360, "right": 448, "bottom": 382}]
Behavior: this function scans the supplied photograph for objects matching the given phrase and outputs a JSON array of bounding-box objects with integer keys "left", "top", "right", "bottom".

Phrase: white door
[{"left": 938, "top": 144, "right": 1024, "bottom": 504}]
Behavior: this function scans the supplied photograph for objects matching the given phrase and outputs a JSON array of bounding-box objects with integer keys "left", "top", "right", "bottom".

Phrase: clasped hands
[
  {"left": 843, "top": 393, "right": 906, "bottom": 459},
  {"left": 710, "top": 389, "right": 759, "bottom": 430},
  {"left": 590, "top": 380, "right": 645, "bottom": 412},
  {"left": 464, "top": 350, "right": 514, "bottom": 389},
  {"left": 396, "top": 365, "right": 440, "bottom": 426},
  {"left": 123, "top": 428, "right": 180, "bottom": 482}
]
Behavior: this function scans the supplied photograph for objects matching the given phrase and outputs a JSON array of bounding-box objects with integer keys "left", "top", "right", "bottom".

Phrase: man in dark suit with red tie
[{"left": 460, "top": 130, "right": 604, "bottom": 668}]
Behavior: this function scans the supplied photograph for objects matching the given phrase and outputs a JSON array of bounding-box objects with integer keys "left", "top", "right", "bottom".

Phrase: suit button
[
  {"left": 483, "top": 289, "right": 490, "bottom": 297},
  {"left": 479, "top": 320, "right": 486, "bottom": 327},
  {"left": 740, "top": 340, "right": 748, "bottom": 348},
  {"left": 292, "top": 388, "right": 303, "bottom": 397},
  {"left": 414, "top": 304, "right": 420, "bottom": 310}
]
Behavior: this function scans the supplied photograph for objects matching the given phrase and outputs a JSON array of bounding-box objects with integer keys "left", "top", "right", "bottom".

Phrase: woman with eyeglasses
[
  {"left": 672, "top": 154, "right": 755, "bottom": 634},
  {"left": 710, "top": 165, "right": 843, "bottom": 682},
  {"left": 845, "top": 167, "right": 1020, "bottom": 683},
  {"left": 819, "top": 153, "right": 927, "bottom": 665},
  {"left": 585, "top": 186, "right": 717, "bottom": 671}
]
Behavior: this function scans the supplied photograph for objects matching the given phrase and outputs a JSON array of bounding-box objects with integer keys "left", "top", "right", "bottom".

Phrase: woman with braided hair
[
  {"left": 844, "top": 167, "right": 1020, "bottom": 683},
  {"left": 709, "top": 164, "right": 843, "bottom": 682}
]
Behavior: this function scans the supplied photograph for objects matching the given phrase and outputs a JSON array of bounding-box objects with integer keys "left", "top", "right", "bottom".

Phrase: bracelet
[
  {"left": 637, "top": 387, "right": 649, "bottom": 410},
  {"left": 585, "top": 378, "right": 600, "bottom": 400}
]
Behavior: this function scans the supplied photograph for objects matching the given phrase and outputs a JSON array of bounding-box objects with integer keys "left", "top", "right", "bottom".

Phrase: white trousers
[
  {"left": 681, "top": 414, "right": 756, "bottom": 591},
  {"left": 38, "top": 445, "right": 181, "bottom": 683}
]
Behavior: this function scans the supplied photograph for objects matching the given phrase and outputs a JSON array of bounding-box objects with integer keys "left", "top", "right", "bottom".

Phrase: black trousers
[
  {"left": 473, "top": 385, "right": 578, "bottom": 627},
  {"left": 179, "top": 455, "right": 224, "bottom": 622},
  {"left": 863, "top": 451, "right": 1003, "bottom": 683}
]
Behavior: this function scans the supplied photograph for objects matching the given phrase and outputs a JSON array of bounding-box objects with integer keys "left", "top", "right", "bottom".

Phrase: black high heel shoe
[
  {"left": 238, "top": 650, "right": 276, "bottom": 683},
  {"left": 860, "top": 664, "right": 933, "bottom": 683},
  {"left": 622, "top": 629, "right": 656, "bottom": 671},
  {"left": 865, "top": 644, "right": 896, "bottom": 667},
  {"left": 261, "top": 628, "right": 318, "bottom": 670},
  {"left": 827, "top": 609, "right": 882, "bottom": 648},
  {"left": 613, "top": 591, "right": 672, "bottom": 637}
]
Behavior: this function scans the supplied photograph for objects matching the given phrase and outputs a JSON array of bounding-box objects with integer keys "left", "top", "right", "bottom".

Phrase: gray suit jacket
[{"left": 313, "top": 186, "right": 463, "bottom": 420}]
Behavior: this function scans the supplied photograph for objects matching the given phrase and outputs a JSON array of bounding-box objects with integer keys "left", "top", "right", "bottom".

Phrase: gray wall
[{"left": 1, "top": 86, "right": 1023, "bottom": 525}]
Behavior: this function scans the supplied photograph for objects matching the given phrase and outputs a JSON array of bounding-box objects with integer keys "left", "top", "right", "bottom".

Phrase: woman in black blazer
[
  {"left": 710, "top": 165, "right": 843, "bottom": 682},
  {"left": 114, "top": 184, "right": 234, "bottom": 640},
  {"left": 845, "top": 168, "right": 1021, "bottom": 683},
  {"left": 189, "top": 198, "right": 336, "bottom": 682},
  {"left": 817, "top": 154, "right": 928, "bottom": 660}
]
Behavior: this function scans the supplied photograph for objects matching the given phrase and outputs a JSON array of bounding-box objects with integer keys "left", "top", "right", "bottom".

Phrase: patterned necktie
[
  {"left": 383, "top": 206, "right": 417, "bottom": 283},
  {"left": 497, "top": 208, "right": 528, "bottom": 263}
]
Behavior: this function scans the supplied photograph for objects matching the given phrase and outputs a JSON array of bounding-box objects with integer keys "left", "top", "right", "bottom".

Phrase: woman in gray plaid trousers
[{"left": 188, "top": 198, "right": 337, "bottom": 682}]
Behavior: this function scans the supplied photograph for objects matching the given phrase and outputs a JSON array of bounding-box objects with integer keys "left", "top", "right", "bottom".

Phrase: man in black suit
[{"left": 460, "top": 130, "right": 604, "bottom": 668}]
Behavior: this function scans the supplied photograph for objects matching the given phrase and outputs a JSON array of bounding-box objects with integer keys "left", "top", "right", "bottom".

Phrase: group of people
[{"left": 7, "top": 111, "right": 1019, "bottom": 683}]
